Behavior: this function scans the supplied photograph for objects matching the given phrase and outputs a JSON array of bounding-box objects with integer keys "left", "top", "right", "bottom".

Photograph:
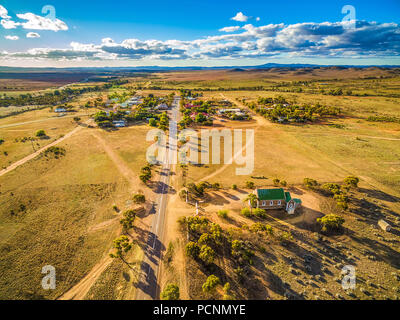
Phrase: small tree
[
  {"left": 280, "top": 180, "right": 287, "bottom": 187},
  {"left": 202, "top": 275, "right": 220, "bottom": 293},
  {"left": 273, "top": 178, "right": 280, "bottom": 187},
  {"left": 344, "top": 176, "right": 359, "bottom": 188},
  {"left": 73, "top": 117, "right": 81, "bottom": 122},
  {"left": 199, "top": 245, "right": 216, "bottom": 265},
  {"left": 161, "top": 284, "right": 180, "bottom": 300},
  {"left": 109, "top": 235, "right": 132, "bottom": 262},
  {"left": 244, "top": 193, "right": 258, "bottom": 213},
  {"left": 36, "top": 129, "right": 46, "bottom": 138},
  {"left": 120, "top": 210, "right": 136, "bottom": 233},
  {"left": 185, "top": 241, "right": 200, "bottom": 259},
  {"left": 232, "top": 184, "right": 238, "bottom": 190},
  {"left": 303, "top": 178, "right": 318, "bottom": 189}
]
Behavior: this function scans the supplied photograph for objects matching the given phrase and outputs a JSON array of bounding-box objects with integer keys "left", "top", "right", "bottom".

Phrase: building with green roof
[{"left": 252, "top": 188, "right": 302, "bottom": 214}]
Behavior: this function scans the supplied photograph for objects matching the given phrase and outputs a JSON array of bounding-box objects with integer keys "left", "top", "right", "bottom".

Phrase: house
[
  {"left": 253, "top": 188, "right": 301, "bottom": 214},
  {"left": 155, "top": 103, "right": 169, "bottom": 110},
  {"left": 378, "top": 219, "right": 391, "bottom": 232},
  {"left": 54, "top": 107, "right": 67, "bottom": 113},
  {"left": 113, "top": 120, "right": 126, "bottom": 127}
]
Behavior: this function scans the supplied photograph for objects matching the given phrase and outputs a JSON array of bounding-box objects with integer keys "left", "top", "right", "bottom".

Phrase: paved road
[{"left": 136, "top": 96, "right": 180, "bottom": 300}]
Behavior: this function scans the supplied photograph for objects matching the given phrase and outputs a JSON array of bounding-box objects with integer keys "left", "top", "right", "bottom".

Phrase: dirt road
[{"left": 0, "top": 122, "right": 88, "bottom": 177}]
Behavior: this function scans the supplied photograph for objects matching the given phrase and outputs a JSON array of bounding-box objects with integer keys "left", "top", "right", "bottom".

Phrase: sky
[{"left": 0, "top": 0, "right": 399, "bottom": 67}]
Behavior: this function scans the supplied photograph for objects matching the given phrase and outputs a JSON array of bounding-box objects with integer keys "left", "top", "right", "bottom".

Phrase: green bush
[
  {"left": 185, "top": 241, "right": 200, "bottom": 258},
  {"left": 199, "top": 245, "right": 216, "bottom": 265},
  {"left": 232, "top": 184, "right": 238, "bottom": 190},
  {"left": 161, "top": 284, "right": 180, "bottom": 300},
  {"left": 245, "top": 181, "right": 255, "bottom": 189},
  {"left": 344, "top": 176, "right": 359, "bottom": 188},
  {"left": 133, "top": 193, "right": 146, "bottom": 204},
  {"left": 35, "top": 129, "right": 46, "bottom": 137},
  {"left": 217, "top": 210, "right": 228, "bottom": 219},
  {"left": 202, "top": 275, "right": 220, "bottom": 293},
  {"left": 317, "top": 214, "right": 345, "bottom": 233},
  {"left": 254, "top": 208, "right": 267, "bottom": 218},
  {"left": 241, "top": 207, "right": 253, "bottom": 217}
]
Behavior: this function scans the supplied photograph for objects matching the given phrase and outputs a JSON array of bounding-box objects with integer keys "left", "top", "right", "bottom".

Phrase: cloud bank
[{"left": 2, "top": 20, "right": 400, "bottom": 62}]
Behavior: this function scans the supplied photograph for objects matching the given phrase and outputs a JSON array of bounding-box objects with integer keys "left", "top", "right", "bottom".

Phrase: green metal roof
[
  {"left": 257, "top": 188, "right": 286, "bottom": 201},
  {"left": 285, "top": 192, "right": 292, "bottom": 202},
  {"left": 293, "top": 198, "right": 302, "bottom": 204}
]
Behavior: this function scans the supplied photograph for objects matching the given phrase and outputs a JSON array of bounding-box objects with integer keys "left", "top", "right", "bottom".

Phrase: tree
[
  {"left": 273, "top": 178, "right": 280, "bottom": 186},
  {"left": 120, "top": 210, "right": 136, "bottom": 233},
  {"left": 199, "top": 245, "right": 216, "bottom": 265},
  {"left": 73, "top": 117, "right": 81, "bottom": 122},
  {"left": 280, "top": 180, "right": 287, "bottom": 187},
  {"left": 109, "top": 235, "right": 132, "bottom": 262},
  {"left": 317, "top": 214, "right": 345, "bottom": 233},
  {"left": 344, "top": 176, "right": 359, "bottom": 188},
  {"left": 202, "top": 275, "right": 220, "bottom": 293},
  {"left": 232, "top": 184, "right": 238, "bottom": 190},
  {"left": 185, "top": 241, "right": 200, "bottom": 258},
  {"left": 161, "top": 284, "right": 180, "bottom": 300},
  {"left": 133, "top": 193, "right": 146, "bottom": 204},
  {"left": 244, "top": 193, "right": 258, "bottom": 213},
  {"left": 36, "top": 129, "right": 46, "bottom": 138}
]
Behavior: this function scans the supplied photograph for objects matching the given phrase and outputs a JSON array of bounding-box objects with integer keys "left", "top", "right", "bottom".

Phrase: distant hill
[{"left": 0, "top": 63, "right": 399, "bottom": 74}]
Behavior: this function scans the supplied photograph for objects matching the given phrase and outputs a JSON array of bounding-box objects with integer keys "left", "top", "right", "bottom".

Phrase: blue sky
[{"left": 0, "top": 0, "right": 399, "bottom": 67}]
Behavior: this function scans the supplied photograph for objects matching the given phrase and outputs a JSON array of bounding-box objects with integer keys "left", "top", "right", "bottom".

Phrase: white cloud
[
  {"left": 219, "top": 26, "right": 240, "bottom": 33},
  {"left": 26, "top": 32, "right": 40, "bottom": 38},
  {"left": 0, "top": 5, "right": 10, "bottom": 19},
  {"left": 5, "top": 35, "right": 19, "bottom": 41},
  {"left": 1, "top": 19, "right": 20, "bottom": 29},
  {"left": 256, "top": 17, "right": 260, "bottom": 21},
  {"left": 231, "top": 12, "right": 249, "bottom": 22},
  {"left": 16, "top": 13, "right": 68, "bottom": 31},
  {"left": 2, "top": 20, "right": 400, "bottom": 62}
]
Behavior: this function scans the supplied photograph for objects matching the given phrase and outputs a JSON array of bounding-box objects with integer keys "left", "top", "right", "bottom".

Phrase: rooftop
[{"left": 256, "top": 188, "right": 286, "bottom": 201}]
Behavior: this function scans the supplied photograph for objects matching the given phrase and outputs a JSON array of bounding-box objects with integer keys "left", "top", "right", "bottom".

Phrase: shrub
[
  {"left": 273, "top": 178, "right": 280, "bottom": 186},
  {"left": 202, "top": 275, "right": 220, "bottom": 293},
  {"left": 304, "top": 178, "right": 319, "bottom": 189},
  {"left": 245, "top": 181, "right": 255, "bottom": 189},
  {"left": 241, "top": 207, "right": 253, "bottom": 218},
  {"left": 322, "top": 183, "right": 341, "bottom": 195},
  {"left": 35, "top": 129, "right": 46, "bottom": 137},
  {"left": 250, "top": 222, "right": 267, "bottom": 233},
  {"left": 198, "top": 233, "right": 213, "bottom": 246},
  {"left": 280, "top": 180, "right": 287, "bottom": 187},
  {"left": 133, "top": 193, "right": 146, "bottom": 204},
  {"left": 217, "top": 210, "right": 228, "bottom": 219},
  {"left": 254, "top": 208, "right": 267, "bottom": 218},
  {"left": 185, "top": 241, "right": 200, "bottom": 258},
  {"left": 161, "top": 284, "right": 180, "bottom": 300},
  {"left": 344, "top": 176, "right": 359, "bottom": 188},
  {"left": 317, "top": 214, "right": 345, "bottom": 233},
  {"left": 232, "top": 184, "right": 238, "bottom": 190},
  {"left": 334, "top": 193, "right": 349, "bottom": 210}
]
